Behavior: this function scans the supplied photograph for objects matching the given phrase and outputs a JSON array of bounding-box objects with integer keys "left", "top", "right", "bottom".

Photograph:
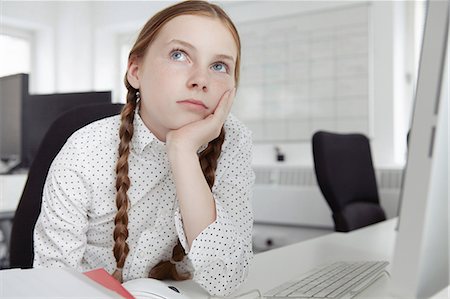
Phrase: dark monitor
[
  {"left": 0, "top": 73, "right": 29, "bottom": 163},
  {"left": 0, "top": 72, "right": 112, "bottom": 172},
  {"left": 21, "top": 91, "right": 112, "bottom": 168}
]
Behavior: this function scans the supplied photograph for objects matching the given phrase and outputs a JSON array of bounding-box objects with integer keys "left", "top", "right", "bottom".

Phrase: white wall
[
  {"left": 1, "top": 0, "right": 415, "bottom": 168},
  {"left": 226, "top": 1, "right": 410, "bottom": 168},
  {"left": 55, "top": 2, "right": 93, "bottom": 92}
]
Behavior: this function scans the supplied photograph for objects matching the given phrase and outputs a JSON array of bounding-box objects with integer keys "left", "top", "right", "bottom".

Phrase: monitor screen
[{"left": 0, "top": 73, "right": 28, "bottom": 163}]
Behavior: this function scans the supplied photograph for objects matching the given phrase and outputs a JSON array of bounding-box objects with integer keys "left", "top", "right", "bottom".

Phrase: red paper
[{"left": 84, "top": 268, "right": 135, "bottom": 299}]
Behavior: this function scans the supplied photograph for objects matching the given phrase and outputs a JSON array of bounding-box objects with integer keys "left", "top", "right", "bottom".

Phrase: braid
[
  {"left": 148, "top": 127, "right": 226, "bottom": 280},
  {"left": 199, "top": 127, "right": 225, "bottom": 189},
  {"left": 112, "top": 89, "right": 138, "bottom": 282}
]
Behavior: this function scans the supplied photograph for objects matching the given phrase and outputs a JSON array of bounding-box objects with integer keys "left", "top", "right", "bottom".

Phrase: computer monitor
[
  {"left": 21, "top": 91, "right": 112, "bottom": 168},
  {"left": 390, "top": 0, "right": 449, "bottom": 297},
  {"left": 0, "top": 73, "right": 112, "bottom": 171},
  {"left": 0, "top": 73, "right": 29, "bottom": 163}
]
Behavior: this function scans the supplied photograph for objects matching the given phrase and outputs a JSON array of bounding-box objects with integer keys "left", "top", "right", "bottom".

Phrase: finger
[
  {"left": 213, "top": 89, "right": 232, "bottom": 113},
  {"left": 214, "top": 88, "right": 235, "bottom": 121},
  {"left": 225, "top": 87, "right": 236, "bottom": 114}
]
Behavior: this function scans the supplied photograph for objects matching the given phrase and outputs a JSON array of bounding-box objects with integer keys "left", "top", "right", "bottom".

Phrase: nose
[{"left": 187, "top": 67, "right": 209, "bottom": 92}]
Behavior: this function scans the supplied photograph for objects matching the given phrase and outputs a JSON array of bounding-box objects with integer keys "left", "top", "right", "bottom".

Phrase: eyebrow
[{"left": 167, "top": 39, "right": 235, "bottom": 64}]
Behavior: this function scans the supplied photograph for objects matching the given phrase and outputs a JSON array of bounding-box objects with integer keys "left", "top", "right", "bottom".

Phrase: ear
[{"left": 127, "top": 56, "right": 141, "bottom": 89}]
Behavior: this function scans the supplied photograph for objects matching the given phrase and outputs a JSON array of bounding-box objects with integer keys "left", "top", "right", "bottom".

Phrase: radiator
[{"left": 252, "top": 166, "right": 403, "bottom": 228}]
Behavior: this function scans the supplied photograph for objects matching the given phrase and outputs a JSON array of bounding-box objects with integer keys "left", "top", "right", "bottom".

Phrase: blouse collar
[{"left": 131, "top": 106, "right": 166, "bottom": 155}]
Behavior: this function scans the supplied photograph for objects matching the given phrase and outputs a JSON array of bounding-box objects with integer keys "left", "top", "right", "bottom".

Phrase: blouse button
[{"left": 138, "top": 251, "right": 146, "bottom": 258}]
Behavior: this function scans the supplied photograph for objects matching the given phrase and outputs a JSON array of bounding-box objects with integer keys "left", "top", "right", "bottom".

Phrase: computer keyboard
[{"left": 264, "top": 261, "right": 389, "bottom": 298}]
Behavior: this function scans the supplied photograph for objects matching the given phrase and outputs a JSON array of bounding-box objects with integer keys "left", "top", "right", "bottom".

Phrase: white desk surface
[
  {"left": 234, "top": 219, "right": 397, "bottom": 296},
  {"left": 0, "top": 174, "right": 27, "bottom": 213},
  {"left": 0, "top": 267, "right": 117, "bottom": 298},
  {"left": 232, "top": 218, "right": 449, "bottom": 299},
  {"left": 172, "top": 219, "right": 398, "bottom": 298},
  {"left": 431, "top": 286, "right": 449, "bottom": 298},
  {"left": 2, "top": 218, "right": 448, "bottom": 298}
]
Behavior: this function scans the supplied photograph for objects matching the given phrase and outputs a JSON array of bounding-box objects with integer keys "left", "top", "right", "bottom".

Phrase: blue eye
[
  {"left": 212, "top": 62, "right": 228, "bottom": 73},
  {"left": 170, "top": 49, "right": 187, "bottom": 61}
]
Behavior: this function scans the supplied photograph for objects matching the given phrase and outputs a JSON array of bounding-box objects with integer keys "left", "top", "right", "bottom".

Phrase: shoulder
[
  {"left": 66, "top": 115, "right": 121, "bottom": 148},
  {"left": 54, "top": 115, "right": 121, "bottom": 163},
  {"left": 223, "top": 113, "right": 252, "bottom": 149}
]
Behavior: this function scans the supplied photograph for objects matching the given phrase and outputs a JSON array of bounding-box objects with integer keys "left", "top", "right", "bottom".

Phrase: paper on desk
[
  {"left": 0, "top": 267, "right": 118, "bottom": 298},
  {"left": 84, "top": 268, "right": 134, "bottom": 299}
]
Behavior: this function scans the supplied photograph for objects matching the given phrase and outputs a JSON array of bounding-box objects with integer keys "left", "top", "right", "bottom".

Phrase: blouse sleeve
[
  {"left": 33, "top": 139, "right": 90, "bottom": 270},
  {"left": 173, "top": 126, "right": 255, "bottom": 297}
]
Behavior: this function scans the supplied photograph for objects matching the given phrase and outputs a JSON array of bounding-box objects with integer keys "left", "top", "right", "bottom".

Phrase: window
[{"left": 0, "top": 31, "right": 32, "bottom": 77}]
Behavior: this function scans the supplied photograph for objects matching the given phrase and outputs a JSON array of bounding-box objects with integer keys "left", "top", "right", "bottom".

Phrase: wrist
[
  {"left": 166, "top": 132, "right": 200, "bottom": 156},
  {"left": 167, "top": 143, "right": 198, "bottom": 162}
]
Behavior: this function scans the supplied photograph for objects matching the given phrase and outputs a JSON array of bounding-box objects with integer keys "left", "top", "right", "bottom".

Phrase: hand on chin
[{"left": 166, "top": 88, "right": 236, "bottom": 156}]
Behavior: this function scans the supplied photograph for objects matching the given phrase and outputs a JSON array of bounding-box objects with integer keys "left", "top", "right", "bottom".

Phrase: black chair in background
[
  {"left": 9, "top": 103, "right": 123, "bottom": 268},
  {"left": 312, "top": 131, "right": 386, "bottom": 232}
]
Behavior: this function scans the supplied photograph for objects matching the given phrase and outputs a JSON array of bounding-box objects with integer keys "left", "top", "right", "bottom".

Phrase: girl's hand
[{"left": 166, "top": 88, "right": 236, "bottom": 155}]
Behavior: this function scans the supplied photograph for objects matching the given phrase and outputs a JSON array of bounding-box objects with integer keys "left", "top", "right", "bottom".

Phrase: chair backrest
[
  {"left": 312, "top": 131, "right": 386, "bottom": 232},
  {"left": 9, "top": 103, "right": 123, "bottom": 268}
]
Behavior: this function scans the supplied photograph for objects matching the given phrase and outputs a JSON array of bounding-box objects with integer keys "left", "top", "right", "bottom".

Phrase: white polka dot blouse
[{"left": 33, "top": 111, "right": 255, "bottom": 296}]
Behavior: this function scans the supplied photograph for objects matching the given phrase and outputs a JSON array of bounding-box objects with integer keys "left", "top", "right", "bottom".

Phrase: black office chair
[
  {"left": 9, "top": 103, "right": 124, "bottom": 268},
  {"left": 312, "top": 131, "right": 386, "bottom": 232}
]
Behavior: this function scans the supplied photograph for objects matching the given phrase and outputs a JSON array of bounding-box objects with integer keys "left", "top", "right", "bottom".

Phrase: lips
[{"left": 176, "top": 99, "right": 208, "bottom": 109}]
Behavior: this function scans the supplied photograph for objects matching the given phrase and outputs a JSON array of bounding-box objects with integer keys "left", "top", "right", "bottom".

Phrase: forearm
[{"left": 169, "top": 148, "right": 217, "bottom": 248}]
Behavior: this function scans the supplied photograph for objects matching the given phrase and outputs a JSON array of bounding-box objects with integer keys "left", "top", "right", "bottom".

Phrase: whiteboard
[{"left": 233, "top": 4, "right": 372, "bottom": 142}]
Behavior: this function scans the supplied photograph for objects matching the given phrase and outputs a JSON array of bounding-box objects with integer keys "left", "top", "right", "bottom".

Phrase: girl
[{"left": 33, "top": 0, "right": 255, "bottom": 296}]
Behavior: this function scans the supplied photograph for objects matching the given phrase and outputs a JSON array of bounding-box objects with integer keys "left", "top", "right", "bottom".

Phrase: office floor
[{"left": 252, "top": 223, "right": 333, "bottom": 253}]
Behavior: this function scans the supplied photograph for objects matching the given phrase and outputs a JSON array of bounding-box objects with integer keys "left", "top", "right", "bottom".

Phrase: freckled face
[{"left": 128, "top": 15, "right": 238, "bottom": 141}]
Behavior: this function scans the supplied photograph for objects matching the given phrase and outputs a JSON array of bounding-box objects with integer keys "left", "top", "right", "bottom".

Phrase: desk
[
  {"left": 235, "top": 219, "right": 396, "bottom": 296},
  {"left": 431, "top": 286, "right": 449, "bottom": 298},
  {"left": 170, "top": 219, "right": 398, "bottom": 298},
  {"left": 2, "top": 219, "right": 448, "bottom": 298},
  {"left": 0, "top": 174, "right": 27, "bottom": 213},
  {"left": 180, "top": 218, "right": 447, "bottom": 298}
]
